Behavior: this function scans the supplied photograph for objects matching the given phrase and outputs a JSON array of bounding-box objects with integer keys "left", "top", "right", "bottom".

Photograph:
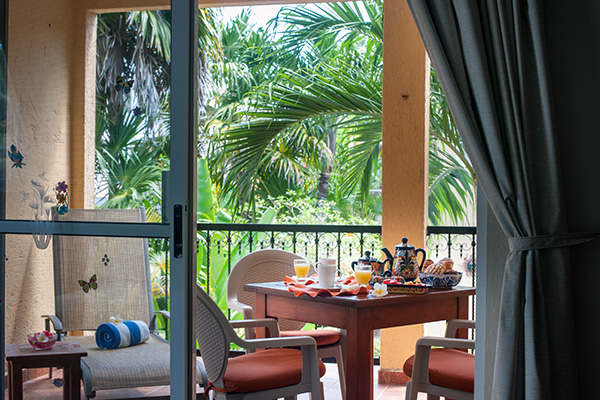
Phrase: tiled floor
[{"left": 7, "top": 363, "right": 428, "bottom": 399}]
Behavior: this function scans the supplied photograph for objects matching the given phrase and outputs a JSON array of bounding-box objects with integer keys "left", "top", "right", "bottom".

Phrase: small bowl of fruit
[{"left": 28, "top": 331, "right": 57, "bottom": 350}]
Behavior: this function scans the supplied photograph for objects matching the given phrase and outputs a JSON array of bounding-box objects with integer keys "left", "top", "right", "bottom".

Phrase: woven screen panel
[
  {"left": 238, "top": 260, "right": 305, "bottom": 332},
  {"left": 53, "top": 209, "right": 152, "bottom": 331}
]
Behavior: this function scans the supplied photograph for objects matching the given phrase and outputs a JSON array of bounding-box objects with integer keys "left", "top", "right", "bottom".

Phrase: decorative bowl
[
  {"left": 27, "top": 331, "right": 57, "bottom": 350},
  {"left": 418, "top": 271, "right": 463, "bottom": 288}
]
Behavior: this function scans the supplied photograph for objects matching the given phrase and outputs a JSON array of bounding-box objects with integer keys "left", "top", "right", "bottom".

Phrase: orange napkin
[{"left": 285, "top": 275, "right": 370, "bottom": 297}]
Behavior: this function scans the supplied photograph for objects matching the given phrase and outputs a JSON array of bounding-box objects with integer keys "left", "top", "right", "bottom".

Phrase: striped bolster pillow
[{"left": 95, "top": 320, "right": 150, "bottom": 349}]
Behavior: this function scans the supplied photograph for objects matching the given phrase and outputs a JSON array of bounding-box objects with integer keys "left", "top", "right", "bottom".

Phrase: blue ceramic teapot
[{"left": 381, "top": 237, "right": 426, "bottom": 281}]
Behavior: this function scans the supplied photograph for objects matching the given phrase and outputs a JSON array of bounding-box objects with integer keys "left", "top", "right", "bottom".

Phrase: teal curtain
[{"left": 406, "top": 0, "right": 595, "bottom": 398}]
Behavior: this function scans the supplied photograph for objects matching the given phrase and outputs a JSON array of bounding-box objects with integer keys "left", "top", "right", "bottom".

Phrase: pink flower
[{"left": 56, "top": 181, "right": 68, "bottom": 193}]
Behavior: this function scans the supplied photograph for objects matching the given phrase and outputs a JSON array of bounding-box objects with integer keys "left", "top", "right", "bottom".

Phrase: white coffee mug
[{"left": 315, "top": 258, "right": 337, "bottom": 288}]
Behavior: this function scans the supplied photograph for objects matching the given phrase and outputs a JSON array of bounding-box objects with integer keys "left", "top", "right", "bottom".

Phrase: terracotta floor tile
[{"left": 7, "top": 363, "right": 423, "bottom": 399}]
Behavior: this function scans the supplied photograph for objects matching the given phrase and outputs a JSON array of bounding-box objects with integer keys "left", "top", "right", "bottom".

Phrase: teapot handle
[
  {"left": 416, "top": 248, "right": 426, "bottom": 269},
  {"left": 382, "top": 257, "right": 393, "bottom": 276},
  {"left": 351, "top": 261, "right": 358, "bottom": 271},
  {"left": 381, "top": 247, "right": 394, "bottom": 261}
]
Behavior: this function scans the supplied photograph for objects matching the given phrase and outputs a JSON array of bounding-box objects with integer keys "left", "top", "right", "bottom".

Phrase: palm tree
[
  {"left": 207, "top": 1, "right": 474, "bottom": 224},
  {"left": 95, "top": 9, "right": 220, "bottom": 215},
  {"left": 428, "top": 68, "right": 475, "bottom": 225},
  {"left": 207, "top": 2, "right": 383, "bottom": 216},
  {"left": 95, "top": 108, "right": 167, "bottom": 213},
  {"left": 96, "top": 11, "right": 172, "bottom": 120}
]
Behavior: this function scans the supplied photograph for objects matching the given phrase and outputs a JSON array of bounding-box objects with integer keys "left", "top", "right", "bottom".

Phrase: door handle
[{"left": 174, "top": 204, "right": 183, "bottom": 258}]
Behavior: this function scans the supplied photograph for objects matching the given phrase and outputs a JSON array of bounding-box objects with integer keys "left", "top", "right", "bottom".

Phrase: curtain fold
[{"left": 406, "top": 0, "right": 589, "bottom": 398}]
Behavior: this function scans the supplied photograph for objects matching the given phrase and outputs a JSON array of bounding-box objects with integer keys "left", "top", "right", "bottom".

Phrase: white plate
[{"left": 308, "top": 283, "right": 342, "bottom": 291}]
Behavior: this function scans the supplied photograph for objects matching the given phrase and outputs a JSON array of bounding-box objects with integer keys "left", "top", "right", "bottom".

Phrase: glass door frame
[{"left": 0, "top": 0, "right": 199, "bottom": 397}]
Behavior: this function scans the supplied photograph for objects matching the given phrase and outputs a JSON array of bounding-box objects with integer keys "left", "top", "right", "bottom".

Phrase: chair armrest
[
  {"left": 232, "top": 332, "right": 316, "bottom": 351},
  {"left": 227, "top": 299, "right": 255, "bottom": 319},
  {"left": 417, "top": 336, "right": 475, "bottom": 351},
  {"left": 230, "top": 318, "right": 280, "bottom": 338},
  {"left": 445, "top": 319, "right": 476, "bottom": 338},
  {"left": 41, "top": 315, "right": 63, "bottom": 339},
  {"left": 150, "top": 310, "right": 171, "bottom": 333},
  {"left": 154, "top": 310, "right": 171, "bottom": 319}
]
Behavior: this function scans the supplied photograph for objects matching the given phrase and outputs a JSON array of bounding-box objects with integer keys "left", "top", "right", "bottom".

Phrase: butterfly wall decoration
[
  {"left": 78, "top": 274, "right": 98, "bottom": 293},
  {"left": 8, "top": 145, "right": 25, "bottom": 168},
  {"left": 115, "top": 76, "right": 134, "bottom": 94}
]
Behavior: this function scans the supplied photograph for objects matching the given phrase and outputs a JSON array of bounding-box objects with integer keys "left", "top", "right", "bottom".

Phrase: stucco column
[{"left": 380, "top": 0, "right": 429, "bottom": 383}]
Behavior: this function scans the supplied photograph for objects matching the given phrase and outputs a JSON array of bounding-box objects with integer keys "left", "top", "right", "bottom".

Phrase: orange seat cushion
[
  {"left": 403, "top": 349, "right": 474, "bottom": 393},
  {"left": 217, "top": 348, "right": 326, "bottom": 393},
  {"left": 280, "top": 329, "right": 340, "bottom": 346}
]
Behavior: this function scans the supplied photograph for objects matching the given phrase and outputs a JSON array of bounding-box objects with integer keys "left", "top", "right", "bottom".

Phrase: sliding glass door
[{"left": 0, "top": 0, "right": 198, "bottom": 397}]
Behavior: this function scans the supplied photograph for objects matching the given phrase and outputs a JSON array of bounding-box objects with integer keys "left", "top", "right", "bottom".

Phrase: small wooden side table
[{"left": 5, "top": 341, "right": 87, "bottom": 400}]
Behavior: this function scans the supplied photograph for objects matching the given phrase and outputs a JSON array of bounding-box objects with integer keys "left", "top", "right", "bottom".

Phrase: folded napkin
[
  {"left": 285, "top": 275, "right": 370, "bottom": 297},
  {"left": 96, "top": 320, "right": 150, "bottom": 349}
]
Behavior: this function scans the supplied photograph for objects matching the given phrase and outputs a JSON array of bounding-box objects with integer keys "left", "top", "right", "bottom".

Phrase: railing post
[
  {"left": 292, "top": 232, "right": 297, "bottom": 254},
  {"left": 206, "top": 230, "right": 211, "bottom": 294}
]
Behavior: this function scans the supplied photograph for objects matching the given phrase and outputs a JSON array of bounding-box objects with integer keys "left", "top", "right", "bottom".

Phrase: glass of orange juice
[
  {"left": 355, "top": 264, "right": 372, "bottom": 286},
  {"left": 294, "top": 259, "right": 311, "bottom": 281}
]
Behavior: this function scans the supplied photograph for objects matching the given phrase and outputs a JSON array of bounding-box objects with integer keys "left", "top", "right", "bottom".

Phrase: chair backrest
[
  {"left": 195, "top": 283, "right": 233, "bottom": 387},
  {"left": 227, "top": 249, "right": 314, "bottom": 331},
  {"left": 52, "top": 208, "right": 153, "bottom": 331}
]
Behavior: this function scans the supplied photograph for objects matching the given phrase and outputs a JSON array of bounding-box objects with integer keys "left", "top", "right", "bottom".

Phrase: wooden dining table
[{"left": 244, "top": 282, "right": 475, "bottom": 400}]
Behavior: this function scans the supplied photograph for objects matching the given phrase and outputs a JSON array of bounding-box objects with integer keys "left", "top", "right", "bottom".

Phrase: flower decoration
[
  {"left": 56, "top": 181, "right": 68, "bottom": 193},
  {"left": 133, "top": 106, "right": 142, "bottom": 116},
  {"left": 52, "top": 378, "right": 64, "bottom": 388},
  {"left": 102, "top": 254, "right": 110, "bottom": 266},
  {"left": 55, "top": 181, "right": 69, "bottom": 215},
  {"left": 110, "top": 314, "right": 124, "bottom": 324},
  {"left": 371, "top": 282, "right": 388, "bottom": 297},
  {"left": 35, "top": 330, "right": 52, "bottom": 343}
]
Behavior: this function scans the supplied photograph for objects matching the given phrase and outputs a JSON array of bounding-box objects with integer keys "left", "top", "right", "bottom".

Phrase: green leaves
[
  {"left": 95, "top": 108, "right": 166, "bottom": 210},
  {"left": 428, "top": 68, "right": 476, "bottom": 224}
]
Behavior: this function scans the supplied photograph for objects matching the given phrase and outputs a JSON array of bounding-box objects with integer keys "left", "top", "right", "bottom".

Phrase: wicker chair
[
  {"left": 403, "top": 319, "right": 475, "bottom": 400},
  {"left": 227, "top": 248, "right": 346, "bottom": 399},
  {"left": 44, "top": 208, "right": 206, "bottom": 399},
  {"left": 195, "top": 283, "right": 324, "bottom": 399}
]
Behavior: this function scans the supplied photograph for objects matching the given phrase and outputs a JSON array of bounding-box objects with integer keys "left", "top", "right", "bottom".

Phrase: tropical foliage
[
  {"left": 93, "top": 3, "right": 476, "bottom": 326},
  {"left": 206, "top": 1, "right": 474, "bottom": 224}
]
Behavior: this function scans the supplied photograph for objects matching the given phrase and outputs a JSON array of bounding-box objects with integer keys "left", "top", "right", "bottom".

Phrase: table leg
[
  {"left": 456, "top": 296, "right": 470, "bottom": 339},
  {"left": 342, "top": 309, "right": 374, "bottom": 400},
  {"left": 255, "top": 292, "right": 268, "bottom": 339},
  {"left": 9, "top": 361, "right": 23, "bottom": 400},
  {"left": 63, "top": 365, "right": 71, "bottom": 400},
  {"left": 65, "top": 360, "right": 81, "bottom": 400}
]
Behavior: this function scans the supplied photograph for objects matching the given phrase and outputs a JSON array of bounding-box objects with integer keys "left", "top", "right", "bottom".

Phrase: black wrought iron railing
[
  {"left": 194, "top": 223, "right": 476, "bottom": 308},
  {"left": 152, "top": 224, "right": 476, "bottom": 341}
]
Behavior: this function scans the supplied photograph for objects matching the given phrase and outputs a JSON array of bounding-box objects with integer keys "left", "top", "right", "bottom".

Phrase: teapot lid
[
  {"left": 358, "top": 250, "right": 377, "bottom": 263},
  {"left": 395, "top": 237, "right": 415, "bottom": 250}
]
